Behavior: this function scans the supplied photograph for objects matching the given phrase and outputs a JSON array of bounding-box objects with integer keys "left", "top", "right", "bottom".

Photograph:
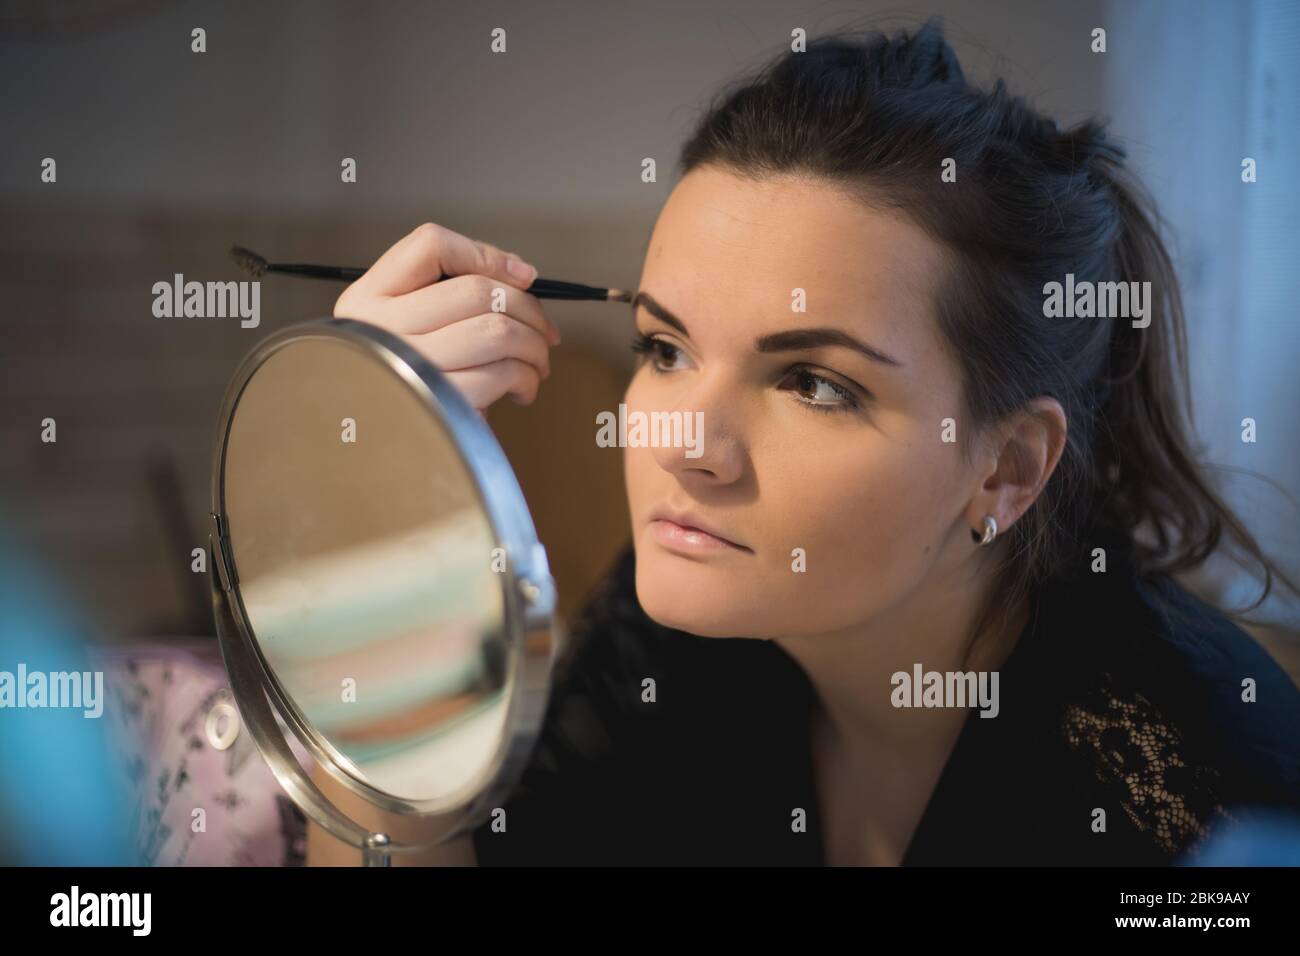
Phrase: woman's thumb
[
  {"left": 462, "top": 236, "right": 537, "bottom": 289},
  {"left": 503, "top": 253, "right": 538, "bottom": 287}
]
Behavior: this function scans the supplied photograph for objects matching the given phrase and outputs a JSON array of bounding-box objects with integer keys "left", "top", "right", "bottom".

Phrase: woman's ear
[{"left": 968, "top": 397, "right": 1068, "bottom": 536}]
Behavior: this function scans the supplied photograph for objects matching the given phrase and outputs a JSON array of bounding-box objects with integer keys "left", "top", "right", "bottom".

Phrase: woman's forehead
[{"left": 638, "top": 169, "right": 949, "bottom": 358}]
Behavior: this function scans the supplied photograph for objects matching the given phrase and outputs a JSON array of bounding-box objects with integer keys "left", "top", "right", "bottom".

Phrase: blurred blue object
[
  {"left": 0, "top": 502, "right": 133, "bottom": 865},
  {"left": 1182, "top": 808, "right": 1300, "bottom": 866}
]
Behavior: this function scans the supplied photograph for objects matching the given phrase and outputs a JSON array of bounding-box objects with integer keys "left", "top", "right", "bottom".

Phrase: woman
[{"left": 309, "top": 23, "right": 1300, "bottom": 866}]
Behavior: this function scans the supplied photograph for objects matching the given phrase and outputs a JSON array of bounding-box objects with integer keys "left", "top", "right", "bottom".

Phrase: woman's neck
[
  {"left": 778, "top": 557, "right": 1024, "bottom": 738},
  {"left": 774, "top": 545, "right": 1030, "bottom": 864}
]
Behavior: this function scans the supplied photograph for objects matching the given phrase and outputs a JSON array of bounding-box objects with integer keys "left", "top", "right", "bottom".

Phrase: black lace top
[{"left": 472, "top": 533, "right": 1300, "bottom": 865}]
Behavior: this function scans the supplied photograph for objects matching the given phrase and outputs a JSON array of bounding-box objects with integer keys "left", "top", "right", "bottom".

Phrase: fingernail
[
  {"left": 550, "top": 325, "right": 562, "bottom": 345},
  {"left": 507, "top": 257, "right": 537, "bottom": 283}
]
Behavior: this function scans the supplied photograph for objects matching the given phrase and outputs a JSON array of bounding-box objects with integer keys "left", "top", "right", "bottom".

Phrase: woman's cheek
[
  {"left": 761, "top": 449, "right": 926, "bottom": 616},
  {"left": 622, "top": 442, "right": 654, "bottom": 526}
]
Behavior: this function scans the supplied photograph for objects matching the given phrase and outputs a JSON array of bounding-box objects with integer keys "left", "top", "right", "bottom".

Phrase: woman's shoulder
[
  {"left": 473, "top": 543, "right": 771, "bottom": 863},
  {"left": 1025, "top": 546, "right": 1300, "bottom": 859},
  {"left": 515, "top": 542, "right": 672, "bottom": 772}
]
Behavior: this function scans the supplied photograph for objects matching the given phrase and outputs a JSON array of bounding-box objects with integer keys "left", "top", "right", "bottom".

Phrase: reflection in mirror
[{"left": 222, "top": 336, "right": 509, "bottom": 805}]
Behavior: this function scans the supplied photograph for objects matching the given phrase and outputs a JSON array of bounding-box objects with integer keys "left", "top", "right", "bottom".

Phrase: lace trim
[{"left": 1060, "top": 671, "right": 1233, "bottom": 859}]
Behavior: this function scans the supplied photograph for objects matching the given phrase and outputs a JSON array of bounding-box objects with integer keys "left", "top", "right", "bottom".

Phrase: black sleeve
[
  {"left": 1135, "top": 573, "right": 1300, "bottom": 810},
  {"left": 471, "top": 545, "right": 670, "bottom": 865}
]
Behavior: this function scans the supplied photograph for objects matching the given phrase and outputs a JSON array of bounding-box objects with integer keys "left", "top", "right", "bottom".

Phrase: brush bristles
[{"left": 229, "top": 245, "right": 268, "bottom": 277}]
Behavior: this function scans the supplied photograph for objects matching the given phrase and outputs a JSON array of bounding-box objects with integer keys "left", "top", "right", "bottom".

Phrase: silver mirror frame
[{"left": 208, "top": 317, "right": 561, "bottom": 864}]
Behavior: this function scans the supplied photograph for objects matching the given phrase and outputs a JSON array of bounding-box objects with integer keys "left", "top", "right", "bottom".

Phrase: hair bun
[
  {"left": 838, "top": 21, "right": 967, "bottom": 90},
  {"left": 1043, "top": 119, "right": 1127, "bottom": 173},
  {"left": 903, "top": 22, "right": 966, "bottom": 86}
]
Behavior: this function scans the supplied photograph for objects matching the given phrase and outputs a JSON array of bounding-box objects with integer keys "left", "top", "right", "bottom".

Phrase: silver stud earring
[{"left": 971, "top": 514, "right": 998, "bottom": 546}]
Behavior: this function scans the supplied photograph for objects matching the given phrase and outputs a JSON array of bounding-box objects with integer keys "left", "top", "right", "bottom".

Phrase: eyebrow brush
[{"left": 230, "top": 245, "right": 631, "bottom": 302}]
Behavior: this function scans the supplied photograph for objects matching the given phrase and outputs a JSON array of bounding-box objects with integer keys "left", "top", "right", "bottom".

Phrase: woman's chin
[{"left": 633, "top": 554, "right": 756, "bottom": 638}]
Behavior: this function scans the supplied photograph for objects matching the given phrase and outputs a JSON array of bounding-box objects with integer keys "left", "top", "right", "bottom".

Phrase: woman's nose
[{"left": 647, "top": 382, "right": 745, "bottom": 486}]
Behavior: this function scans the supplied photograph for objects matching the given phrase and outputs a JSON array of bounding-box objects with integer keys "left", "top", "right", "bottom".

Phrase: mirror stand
[{"left": 362, "top": 834, "right": 391, "bottom": 868}]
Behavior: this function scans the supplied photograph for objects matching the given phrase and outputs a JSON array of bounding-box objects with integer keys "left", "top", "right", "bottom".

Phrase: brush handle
[
  {"left": 268, "top": 263, "right": 616, "bottom": 301},
  {"left": 268, "top": 263, "right": 366, "bottom": 281}
]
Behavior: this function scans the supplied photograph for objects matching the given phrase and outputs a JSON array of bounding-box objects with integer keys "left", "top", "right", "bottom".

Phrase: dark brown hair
[{"left": 676, "top": 21, "right": 1298, "bottom": 646}]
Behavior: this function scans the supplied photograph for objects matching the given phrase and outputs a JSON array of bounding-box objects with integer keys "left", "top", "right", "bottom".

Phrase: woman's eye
[
  {"left": 780, "top": 369, "right": 860, "bottom": 413},
  {"left": 629, "top": 333, "right": 686, "bottom": 372},
  {"left": 630, "top": 338, "right": 861, "bottom": 415}
]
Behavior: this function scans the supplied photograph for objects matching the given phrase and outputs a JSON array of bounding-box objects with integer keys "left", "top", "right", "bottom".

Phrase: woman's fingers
[
  {"left": 330, "top": 222, "right": 559, "bottom": 412},
  {"left": 443, "top": 358, "right": 543, "bottom": 408},
  {"left": 370, "top": 273, "right": 560, "bottom": 344},
  {"left": 405, "top": 312, "right": 552, "bottom": 380},
  {"left": 340, "top": 222, "right": 537, "bottom": 302}
]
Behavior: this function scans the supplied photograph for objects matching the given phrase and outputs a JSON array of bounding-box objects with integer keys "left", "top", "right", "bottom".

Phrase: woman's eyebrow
[
  {"left": 631, "top": 291, "right": 689, "bottom": 336},
  {"left": 755, "top": 328, "right": 903, "bottom": 367},
  {"left": 632, "top": 290, "right": 902, "bottom": 367}
]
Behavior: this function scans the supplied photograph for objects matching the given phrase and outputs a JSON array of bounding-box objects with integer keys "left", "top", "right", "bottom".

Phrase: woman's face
[{"left": 623, "top": 165, "right": 986, "bottom": 640}]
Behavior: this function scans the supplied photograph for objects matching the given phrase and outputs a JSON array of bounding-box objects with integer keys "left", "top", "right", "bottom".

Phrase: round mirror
[{"left": 208, "top": 317, "right": 558, "bottom": 863}]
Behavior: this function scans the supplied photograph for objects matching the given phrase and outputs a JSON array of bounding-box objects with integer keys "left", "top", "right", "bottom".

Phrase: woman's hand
[{"left": 333, "top": 222, "right": 560, "bottom": 410}]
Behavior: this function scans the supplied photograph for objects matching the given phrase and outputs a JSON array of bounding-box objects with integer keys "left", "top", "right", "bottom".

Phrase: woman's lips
[{"left": 649, "top": 518, "right": 751, "bottom": 555}]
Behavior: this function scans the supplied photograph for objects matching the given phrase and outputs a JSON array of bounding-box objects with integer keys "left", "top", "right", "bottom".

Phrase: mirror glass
[{"left": 221, "top": 336, "right": 510, "bottom": 805}]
